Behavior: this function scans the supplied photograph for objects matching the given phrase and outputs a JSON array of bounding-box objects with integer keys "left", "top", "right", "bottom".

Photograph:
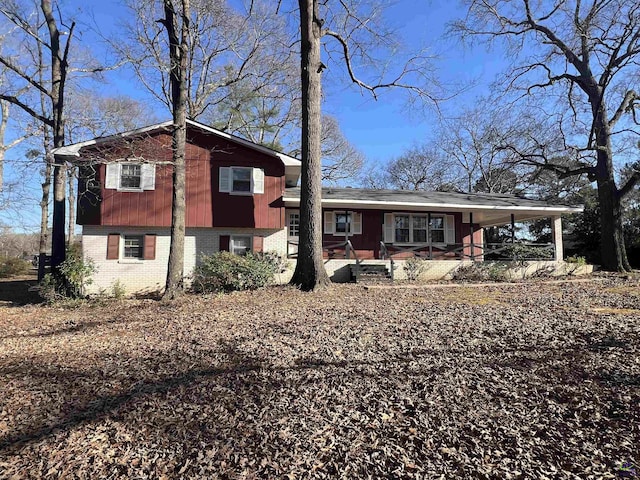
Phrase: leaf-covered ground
[{"left": 0, "top": 277, "right": 639, "bottom": 479}]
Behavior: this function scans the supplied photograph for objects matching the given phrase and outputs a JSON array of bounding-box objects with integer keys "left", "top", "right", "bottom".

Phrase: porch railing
[
  {"left": 287, "top": 239, "right": 361, "bottom": 280},
  {"left": 383, "top": 241, "right": 556, "bottom": 262},
  {"left": 288, "top": 240, "right": 555, "bottom": 263},
  {"left": 379, "top": 241, "right": 395, "bottom": 281}
]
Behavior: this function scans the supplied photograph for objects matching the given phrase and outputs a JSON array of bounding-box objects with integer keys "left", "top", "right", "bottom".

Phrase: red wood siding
[
  {"left": 320, "top": 209, "right": 464, "bottom": 260},
  {"left": 77, "top": 128, "right": 285, "bottom": 229}
]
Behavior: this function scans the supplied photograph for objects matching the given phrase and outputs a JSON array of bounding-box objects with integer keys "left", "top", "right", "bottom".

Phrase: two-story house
[{"left": 53, "top": 119, "right": 583, "bottom": 294}]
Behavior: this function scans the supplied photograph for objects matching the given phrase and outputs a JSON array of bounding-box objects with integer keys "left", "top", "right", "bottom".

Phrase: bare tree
[
  {"left": 160, "top": 0, "right": 189, "bottom": 300},
  {"left": 0, "top": 100, "right": 31, "bottom": 193},
  {"left": 117, "top": 0, "right": 277, "bottom": 121},
  {"left": 291, "top": 0, "right": 439, "bottom": 290},
  {"left": 363, "top": 146, "right": 458, "bottom": 191},
  {"left": 0, "top": 0, "right": 89, "bottom": 274},
  {"left": 455, "top": 0, "right": 640, "bottom": 271}
]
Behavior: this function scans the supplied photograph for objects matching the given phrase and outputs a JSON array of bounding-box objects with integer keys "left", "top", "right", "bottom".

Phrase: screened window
[
  {"left": 120, "top": 164, "right": 142, "bottom": 189},
  {"left": 232, "top": 168, "right": 252, "bottom": 192},
  {"left": 123, "top": 235, "right": 143, "bottom": 259},
  {"left": 231, "top": 236, "right": 252, "bottom": 256}
]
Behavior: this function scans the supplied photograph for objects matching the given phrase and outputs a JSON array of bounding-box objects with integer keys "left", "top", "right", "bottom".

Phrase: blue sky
[
  {"left": 2, "top": 0, "right": 500, "bottom": 231},
  {"left": 66, "top": 0, "right": 499, "bottom": 161}
]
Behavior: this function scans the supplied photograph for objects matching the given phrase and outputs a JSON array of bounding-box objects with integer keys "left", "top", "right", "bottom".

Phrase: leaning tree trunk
[
  {"left": 162, "top": 0, "right": 189, "bottom": 300},
  {"left": 290, "top": 0, "right": 331, "bottom": 291}
]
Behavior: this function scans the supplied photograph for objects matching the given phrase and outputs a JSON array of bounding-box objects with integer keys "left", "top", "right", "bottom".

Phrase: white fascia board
[
  {"left": 52, "top": 121, "right": 174, "bottom": 158},
  {"left": 185, "top": 120, "right": 301, "bottom": 167},
  {"left": 282, "top": 196, "right": 583, "bottom": 214},
  {"left": 52, "top": 119, "right": 302, "bottom": 169}
]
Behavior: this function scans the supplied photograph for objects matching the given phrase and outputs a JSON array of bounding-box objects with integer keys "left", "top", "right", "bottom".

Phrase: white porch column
[{"left": 551, "top": 215, "right": 563, "bottom": 261}]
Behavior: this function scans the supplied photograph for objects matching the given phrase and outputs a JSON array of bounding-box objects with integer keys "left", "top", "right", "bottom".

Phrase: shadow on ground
[{"left": 0, "top": 275, "right": 41, "bottom": 306}]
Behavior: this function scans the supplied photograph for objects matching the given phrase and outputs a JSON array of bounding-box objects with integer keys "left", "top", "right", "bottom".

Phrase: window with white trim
[
  {"left": 429, "top": 216, "right": 445, "bottom": 243},
  {"left": 323, "top": 211, "right": 362, "bottom": 236},
  {"left": 123, "top": 235, "right": 143, "bottom": 259},
  {"left": 384, "top": 213, "right": 454, "bottom": 244},
  {"left": 230, "top": 235, "right": 252, "bottom": 255},
  {"left": 219, "top": 167, "right": 264, "bottom": 194},
  {"left": 120, "top": 164, "right": 141, "bottom": 189},
  {"left": 105, "top": 162, "right": 156, "bottom": 191},
  {"left": 287, "top": 210, "right": 300, "bottom": 238}
]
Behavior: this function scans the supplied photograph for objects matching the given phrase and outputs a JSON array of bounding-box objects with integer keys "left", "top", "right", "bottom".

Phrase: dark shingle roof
[{"left": 283, "top": 187, "right": 581, "bottom": 211}]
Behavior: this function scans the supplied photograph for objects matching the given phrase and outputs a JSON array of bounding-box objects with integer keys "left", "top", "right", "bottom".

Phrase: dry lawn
[{"left": 0, "top": 277, "right": 639, "bottom": 479}]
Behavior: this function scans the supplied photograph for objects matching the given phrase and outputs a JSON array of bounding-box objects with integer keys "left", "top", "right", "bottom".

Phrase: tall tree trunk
[
  {"left": 162, "top": 0, "right": 189, "bottom": 300},
  {"left": 42, "top": 0, "right": 68, "bottom": 271},
  {"left": 592, "top": 98, "right": 631, "bottom": 272},
  {"left": 38, "top": 137, "right": 52, "bottom": 281},
  {"left": 290, "top": 0, "right": 331, "bottom": 291},
  {"left": 0, "top": 101, "right": 8, "bottom": 193}
]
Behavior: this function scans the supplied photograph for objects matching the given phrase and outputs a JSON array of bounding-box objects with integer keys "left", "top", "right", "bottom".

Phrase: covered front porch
[{"left": 282, "top": 187, "right": 584, "bottom": 282}]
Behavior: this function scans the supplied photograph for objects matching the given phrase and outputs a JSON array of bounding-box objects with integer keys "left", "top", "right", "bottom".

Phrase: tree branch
[{"left": 0, "top": 95, "right": 53, "bottom": 126}]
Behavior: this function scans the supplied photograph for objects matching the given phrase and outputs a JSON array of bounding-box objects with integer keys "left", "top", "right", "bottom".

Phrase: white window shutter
[
  {"left": 252, "top": 168, "right": 264, "bottom": 194},
  {"left": 445, "top": 215, "right": 455, "bottom": 244},
  {"left": 141, "top": 163, "right": 156, "bottom": 190},
  {"left": 383, "top": 213, "right": 394, "bottom": 243},
  {"left": 323, "top": 211, "right": 334, "bottom": 234},
  {"left": 105, "top": 163, "right": 119, "bottom": 189},
  {"left": 219, "top": 167, "right": 231, "bottom": 192},
  {"left": 351, "top": 212, "right": 362, "bottom": 235}
]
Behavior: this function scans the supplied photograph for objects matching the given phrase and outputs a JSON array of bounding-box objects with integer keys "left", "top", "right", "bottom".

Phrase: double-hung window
[
  {"left": 219, "top": 167, "right": 264, "bottom": 194},
  {"left": 287, "top": 210, "right": 300, "bottom": 238},
  {"left": 384, "top": 213, "right": 454, "bottom": 244},
  {"left": 429, "top": 217, "right": 445, "bottom": 243},
  {"left": 323, "top": 211, "right": 362, "bottom": 236},
  {"left": 394, "top": 215, "right": 410, "bottom": 243},
  {"left": 105, "top": 161, "right": 156, "bottom": 191},
  {"left": 106, "top": 233, "right": 156, "bottom": 261},
  {"left": 120, "top": 164, "right": 142, "bottom": 189},
  {"left": 230, "top": 236, "right": 252, "bottom": 255},
  {"left": 123, "top": 235, "right": 143, "bottom": 259}
]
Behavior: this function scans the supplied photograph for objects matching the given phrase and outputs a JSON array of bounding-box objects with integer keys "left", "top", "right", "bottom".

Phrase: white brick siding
[{"left": 82, "top": 226, "right": 288, "bottom": 295}]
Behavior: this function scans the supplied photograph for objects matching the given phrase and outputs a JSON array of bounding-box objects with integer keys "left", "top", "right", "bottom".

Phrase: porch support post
[
  {"left": 551, "top": 215, "right": 563, "bottom": 261},
  {"left": 427, "top": 212, "right": 433, "bottom": 260},
  {"left": 469, "top": 212, "right": 475, "bottom": 262},
  {"left": 510, "top": 214, "right": 515, "bottom": 243},
  {"left": 345, "top": 210, "right": 350, "bottom": 259},
  {"left": 511, "top": 214, "right": 516, "bottom": 261}
]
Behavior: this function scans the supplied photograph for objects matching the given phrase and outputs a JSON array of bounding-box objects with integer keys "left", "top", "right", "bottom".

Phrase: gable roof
[
  {"left": 283, "top": 187, "right": 583, "bottom": 227},
  {"left": 52, "top": 119, "right": 302, "bottom": 168}
]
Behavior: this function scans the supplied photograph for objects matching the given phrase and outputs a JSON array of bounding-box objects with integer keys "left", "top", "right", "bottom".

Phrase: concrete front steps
[{"left": 350, "top": 263, "right": 392, "bottom": 283}]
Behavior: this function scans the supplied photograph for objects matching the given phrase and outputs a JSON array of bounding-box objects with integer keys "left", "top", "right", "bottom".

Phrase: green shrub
[
  {"left": 0, "top": 256, "right": 31, "bottom": 278},
  {"left": 110, "top": 280, "right": 127, "bottom": 299},
  {"left": 191, "top": 251, "right": 278, "bottom": 293},
  {"left": 565, "top": 255, "right": 587, "bottom": 265},
  {"left": 403, "top": 257, "right": 425, "bottom": 281},
  {"left": 39, "top": 247, "right": 96, "bottom": 303}
]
